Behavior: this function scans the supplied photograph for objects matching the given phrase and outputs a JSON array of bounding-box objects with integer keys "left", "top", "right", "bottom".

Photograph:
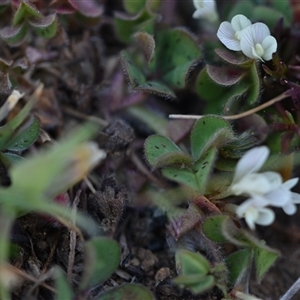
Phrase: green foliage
[
  {"left": 227, "top": 0, "right": 292, "bottom": 27},
  {"left": 0, "top": 1, "right": 58, "bottom": 45},
  {"left": 144, "top": 116, "right": 244, "bottom": 195},
  {"left": 174, "top": 250, "right": 215, "bottom": 294},
  {"left": 120, "top": 27, "right": 202, "bottom": 99},
  {"left": 0, "top": 90, "right": 40, "bottom": 170},
  {"left": 5, "top": 116, "right": 40, "bottom": 151},
  {"left": 97, "top": 284, "right": 155, "bottom": 300},
  {"left": 225, "top": 249, "right": 252, "bottom": 286},
  {"left": 114, "top": 9, "right": 155, "bottom": 44},
  {"left": 196, "top": 52, "right": 262, "bottom": 115},
  {"left": 55, "top": 267, "right": 73, "bottom": 300},
  {"left": 202, "top": 215, "right": 280, "bottom": 284},
  {"left": 123, "top": 0, "right": 147, "bottom": 14},
  {"left": 80, "top": 237, "right": 121, "bottom": 289},
  {"left": 174, "top": 249, "right": 227, "bottom": 295},
  {"left": 190, "top": 116, "right": 234, "bottom": 161}
]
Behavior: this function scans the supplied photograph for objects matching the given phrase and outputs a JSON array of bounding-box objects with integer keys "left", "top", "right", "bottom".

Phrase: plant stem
[{"left": 169, "top": 92, "right": 289, "bottom": 120}]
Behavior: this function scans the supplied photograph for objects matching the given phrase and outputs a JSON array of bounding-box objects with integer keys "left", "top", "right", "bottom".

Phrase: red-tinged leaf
[
  {"left": 215, "top": 48, "right": 250, "bottom": 66},
  {"left": 50, "top": 0, "right": 76, "bottom": 14},
  {"left": 0, "top": 24, "right": 28, "bottom": 46},
  {"left": 29, "top": 14, "right": 58, "bottom": 39},
  {"left": 134, "top": 32, "right": 155, "bottom": 62},
  {"left": 69, "top": 0, "right": 102, "bottom": 17},
  {"left": 207, "top": 65, "right": 245, "bottom": 86}
]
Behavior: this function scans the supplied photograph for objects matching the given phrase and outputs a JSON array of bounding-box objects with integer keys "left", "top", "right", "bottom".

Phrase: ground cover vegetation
[{"left": 1, "top": 0, "right": 300, "bottom": 299}]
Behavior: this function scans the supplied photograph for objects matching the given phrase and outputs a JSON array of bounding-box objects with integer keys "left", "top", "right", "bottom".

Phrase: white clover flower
[
  {"left": 230, "top": 146, "right": 300, "bottom": 229},
  {"left": 240, "top": 22, "right": 277, "bottom": 61},
  {"left": 217, "top": 14, "right": 252, "bottom": 51},
  {"left": 236, "top": 197, "right": 275, "bottom": 230},
  {"left": 192, "top": 0, "right": 218, "bottom": 22}
]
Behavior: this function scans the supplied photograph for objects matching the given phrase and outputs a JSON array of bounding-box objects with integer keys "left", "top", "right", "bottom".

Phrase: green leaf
[
  {"left": 10, "top": 123, "right": 99, "bottom": 202},
  {"left": 30, "top": 14, "right": 58, "bottom": 39},
  {"left": 162, "top": 61, "right": 199, "bottom": 89},
  {"left": 196, "top": 67, "right": 249, "bottom": 114},
  {"left": 225, "top": 249, "right": 252, "bottom": 286},
  {"left": 202, "top": 215, "right": 229, "bottom": 243},
  {"left": 174, "top": 250, "right": 215, "bottom": 294},
  {"left": 127, "top": 105, "right": 168, "bottom": 135},
  {"left": 114, "top": 9, "right": 154, "bottom": 43},
  {"left": 5, "top": 116, "right": 40, "bottom": 151},
  {"left": 194, "top": 147, "right": 217, "bottom": 194},
  {"left": 227, "top": 0, "right": 253, "bottom": 20},
  {"left": 153, "top": 28, "right": 202, "bottom": 87},
  {"left": 0, "top": 152, "right": 24, "bottom": 166},
  {"left": 176, "top": 249, "right": 210, "bottom": 275},
  {"left": 253, "top": 241, "right": 280, "bottom": 282},
  {"left": 190, "top": 116, "right": 234, "bottom": 161},
  {"left": 120, "top": 50, "right": 146, "bottom": 87},
  {"left": 0, "top": 24, "right": 28, "bottom": 46},
  {"left": 174, "top": 275, "right": 215, "bottom": 294},
  {"left": 162, "top": 167, "right": 199, "bottom": 191},
  {"left": 0, "top": 95, "right": 37, "bottom": 150},
  {"left": 97, "top": 284, "right": 155, "bottom": 300},
  {"left": 272, "top": 0, "right": 292, "bottom": 23},
  {"left": 144, "top": 135, "right": 183, "bottom": 165},
  {"left": 244, "top": 60, "right": 262, "bottom": 106},
  {"left": 202, "top": 215, "right": 250, "bottom": 246},
  {"left": 80, "top": 237, "right": 120, "bottom": 289},
  {"left": 253, "top": 6, "right": 290, "bottom": 28},
  {"left": 124, "top": 0, "right": 146, "bottom": 14},
  {"left": 55, "top": 267, "right": 73, "bottom": 300},
  {"left": 136, "top": 80, "right": 176, "bottom": 100},
  {"left": 151, "top": 152, "right": 193, "bottom": 170},
  {"left": 13, "top": 1, "right": 42, "bottom": 26}
]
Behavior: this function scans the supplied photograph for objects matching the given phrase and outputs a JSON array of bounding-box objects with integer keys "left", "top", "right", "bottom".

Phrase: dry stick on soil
[
  {"left": 41, "top": 233, "right": 60, "bottom": 274},
  {"left": 280, "top": 278, "right": 300, "bottom": 300},
  {"left": 8, "top": 265, "right": 56, "bottom": 294},
  {"left": 67, "top": 190, "right": 82, "bottom": 283},
  {"left": 169, "top": 92, "right": 289, "bottom": 120},
  {"left": 24, "top": 268, "right": 57, "bottom": 297},
  {"left": 62, "top": 106, "right": 108, "bottom": 127}
]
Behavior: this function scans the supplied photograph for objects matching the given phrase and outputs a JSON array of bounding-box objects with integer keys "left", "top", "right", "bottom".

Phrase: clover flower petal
[
  {"left": 192, "top": 0, "right": 218, "bottom": 22},
  {"left": 230, "top": 171, "right": 282, "bottom": 197},
  {"left": 240, "top": 22, "right": 277, "bottom": 61},
  {"left": 232, "top": 146, "right": 269, "bottom": 184},
  {"left": 217, "top": 14, "right": 251, "bottom": 51},
  {"left": 236, "top": 198, "right": 275, "bottom": 229},
  {"left": 230, "top": 146, "right": 300, "bottom": 229}
]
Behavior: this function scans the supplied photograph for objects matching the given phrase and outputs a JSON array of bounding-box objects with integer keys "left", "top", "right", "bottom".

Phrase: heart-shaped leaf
[
  {"left": 30, "top": 14, "right": 58, "bottom": 39},
  {"left": 13, "top": 1, "right": 42, "bottom": 26},
  {"left": 162, "top": 167, "right": 199, "bottom": 191},
  {"left": 190, "top": 116, "right": 234, "bottom": 161},
  {"left": 123, "top": 0, "right": 146, "bottom": 14},
  {"left": 194, "top": 147, "right": 218, "bottom": 194},
  {"left": 80, "top": 237, "right": 120, "bottom": 289},
  {"left": 0, "top": 24, "right": 28, "bottom": 46},
  {"left": 145, "top": 134, "right": 182, "bottom": 165},
  {"left": 225, "top": 249, "right": 252, "bottom": 286}
]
